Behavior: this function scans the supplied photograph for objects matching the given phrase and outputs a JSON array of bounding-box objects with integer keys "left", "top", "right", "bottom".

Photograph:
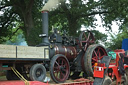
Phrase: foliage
[
  {"left": 0, "top": 0, "right": 43, "bottom": 45},
  {"left": 1, "top": 22, "right": 27, "bottom": 45},
  {"left": 49, "top": 0, "right": 128, "bottom": 36},
  {"left": 91, "top": 30, "right": 108, "bottom": 44},
  {"left": 1, "top": 0, "right": 128, "bottom": 45},
  {"left": 105, "top": 28, "right": 128, "bottom": 50}
]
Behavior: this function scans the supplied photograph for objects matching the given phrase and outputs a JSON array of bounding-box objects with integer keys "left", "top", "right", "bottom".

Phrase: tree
[
  {"left": 48, "top": 0, "right": 128, "bottom": 36},
  {"left": 0, "top": 0, "right": 43, "bottom": 45},
  {"left": 105, "top": 27, "right": 128, "bottom": 50},
  {"left": 1, "top": 0, "right": 128, "bottom": 45}
]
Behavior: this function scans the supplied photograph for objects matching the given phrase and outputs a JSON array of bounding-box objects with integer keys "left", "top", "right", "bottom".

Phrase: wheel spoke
[
  {"left": 86, "top": 33, "right": 90, "bottom": 42},
  {"left": 54, "top": 70, "right": 59, "bottom": 77},
  {"left": 83, "top": 33, "right": 87, "bottom": 39},
  {"left": 54, "top": 66, "right": 59, "bottom": 70},
  {"left": 60, "top": 71, "right": 65, "bottom": 79},
  {"left": 94, "top": 50, "right": 98, "bottom": 58},
  {"left": 92, "top": 57, "right": 97, "bottom": 62},
  {"left": 99, "top": 55, "right": 104, "bottom": 59},
  {"left": 55, "top": 61, "right": 60, "bottom": 67},
  {"left": 61, "top": 60, "right": 64, "bottom": 65},
  {"left": 97, "top": 48, "right": 101, "bottom": 59}
]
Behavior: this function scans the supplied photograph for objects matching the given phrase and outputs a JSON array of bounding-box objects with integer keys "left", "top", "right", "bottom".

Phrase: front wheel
[{"left": 50, "top": 54, "right": 70, "bottom": 83}]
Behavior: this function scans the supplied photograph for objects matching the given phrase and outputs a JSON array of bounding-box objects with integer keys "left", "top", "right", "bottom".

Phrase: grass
[{"left": 0, "top": 76, "right": 6, "bottom": 80}]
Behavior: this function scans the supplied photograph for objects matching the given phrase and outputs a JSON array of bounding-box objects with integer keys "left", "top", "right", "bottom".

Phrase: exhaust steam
[{"left": 42, "top": 0, "right": 64, "bottom": 11}]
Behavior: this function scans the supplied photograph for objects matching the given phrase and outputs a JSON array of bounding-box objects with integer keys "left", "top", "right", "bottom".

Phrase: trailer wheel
[
  {"left": 29, "top": 64, "right": 46, "bottom": 81},
  {"left": 102, "top": 76, "right": 112, "bottom": 85},
  {"left": 6, "top": 70, "right": 20, "bottom": 80},
  {"left": 50, "top": 54, "right": 70, "bottom": 83},
  {"left": 84, "top": 44, "right": 107, "bottom": 77}
]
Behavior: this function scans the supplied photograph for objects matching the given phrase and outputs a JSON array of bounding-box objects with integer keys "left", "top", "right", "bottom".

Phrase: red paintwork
[
  {"left": 62, "top": 82, "right": 94, "bottom": 85},
  {"left": 0, "top": 80, "right": 94, "bottom": 85},
  {"left": 93, "top": 49, "right": 128, "bottom": 84},
  {"left": 93, "top": 67, "right": 105, "bottom": 78},
  {"left": 93, "top": 63, "right": 106, "bottom": 78},
  {"left": 0, "top": 81, "right": 49, "bottom": 85}
]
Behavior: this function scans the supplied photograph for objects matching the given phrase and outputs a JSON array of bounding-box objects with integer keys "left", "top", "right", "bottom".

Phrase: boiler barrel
[{"left": 54, "top": 45, "right": 77, "bottom": 61}]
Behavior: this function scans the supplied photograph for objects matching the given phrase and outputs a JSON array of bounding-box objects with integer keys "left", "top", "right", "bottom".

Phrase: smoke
[
  {"left": 6, "top": 34, "right": 28, "bottom": 46},
  {"left": 42, "top": 0, "right": 64, "bottom": 11}
]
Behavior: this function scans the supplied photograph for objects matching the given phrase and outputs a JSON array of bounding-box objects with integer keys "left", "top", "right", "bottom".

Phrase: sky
[{"left": 81, "top": 15, "right": 119, "bottom": 34}]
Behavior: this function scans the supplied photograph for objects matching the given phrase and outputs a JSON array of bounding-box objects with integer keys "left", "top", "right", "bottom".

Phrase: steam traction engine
[
  {"left": 2, "top": 10, "right": 107, "bottom": 83},
  {"left": 38, "top": 11, "right": 108, "bottom": 83}
]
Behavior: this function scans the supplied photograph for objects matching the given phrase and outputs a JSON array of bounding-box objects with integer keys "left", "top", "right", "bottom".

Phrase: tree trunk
[
  {"left": 22, "top": 0, "right": 35, "bottom": 46},
  {"left": 24, "top": 12, "right": 35, "bottom": 46},
  {"left": 68, "top": 17, "right": 78, "bottom": 37}
]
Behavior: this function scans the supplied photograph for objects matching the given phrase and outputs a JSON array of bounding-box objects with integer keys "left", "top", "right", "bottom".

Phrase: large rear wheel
[{"left": 84, "top": 44, "right": 107, "bottom": 77}]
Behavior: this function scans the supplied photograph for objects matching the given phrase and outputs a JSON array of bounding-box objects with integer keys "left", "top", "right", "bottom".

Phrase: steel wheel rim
[
  {"left": 91, "top": 46, "right": 107, "bottom": 67},
  {"left": 53, "top": 56, "right": 69, "bottom": 82}
]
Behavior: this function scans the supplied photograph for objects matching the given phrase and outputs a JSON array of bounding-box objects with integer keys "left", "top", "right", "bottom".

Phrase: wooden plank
[
  {"left": 0, "top": 44, "right": 49, "bottom": 59},
  {"left": 0, "top": 44, "right": 16, "bottom": 58},
  {"left": 17, "top": 46, "right": 49, "bottom": 59}
]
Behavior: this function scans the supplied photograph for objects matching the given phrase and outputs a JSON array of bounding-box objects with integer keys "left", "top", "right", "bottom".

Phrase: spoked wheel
[
  {"left": 79, "top": 30, "right": 95, "bottom": 51},
  {"left": 84, "top": 44, "right": 107, "bottom": 77},
  {"left": 29, "top": 64, "right": 46, "bottom": 81},
  {"left": 50, "top": 54, "right": 70, "bottom": 83}
]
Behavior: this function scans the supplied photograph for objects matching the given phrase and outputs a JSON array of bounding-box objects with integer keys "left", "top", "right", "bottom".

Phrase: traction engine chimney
[{"left": 40, "top": 10, "right": 50, "bottom": 45}]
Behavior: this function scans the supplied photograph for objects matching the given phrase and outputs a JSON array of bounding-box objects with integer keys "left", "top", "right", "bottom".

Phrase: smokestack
[{"left": 40, "top": 10, "right": 50, "bottom": 45}]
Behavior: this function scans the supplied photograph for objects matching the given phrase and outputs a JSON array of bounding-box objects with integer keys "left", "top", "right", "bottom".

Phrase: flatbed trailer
[{"left": 0, "top": 44, "right": 49, "bottom": 81}]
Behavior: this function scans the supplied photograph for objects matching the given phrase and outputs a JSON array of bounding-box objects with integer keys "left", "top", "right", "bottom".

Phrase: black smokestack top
[{"left": 41, "top": 10, "right": 50, "bottom": 45}]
